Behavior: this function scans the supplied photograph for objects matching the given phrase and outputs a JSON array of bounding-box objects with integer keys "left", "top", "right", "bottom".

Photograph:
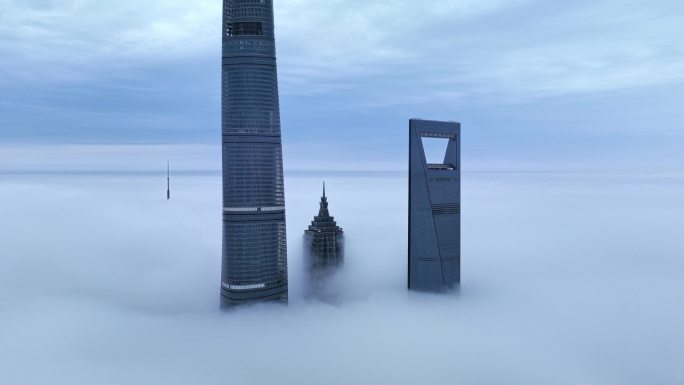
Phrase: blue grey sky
[{"left": 1, "top": 0, "right": 683, "bottom": 170}]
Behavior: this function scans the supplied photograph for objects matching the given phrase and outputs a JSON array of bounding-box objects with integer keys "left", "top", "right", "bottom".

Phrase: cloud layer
[
  {"left": 3, "top": 0, "right": 682, "bottom": 97},
  {"left": 1, "top": 168, "right": 682, "bottom": 384}
]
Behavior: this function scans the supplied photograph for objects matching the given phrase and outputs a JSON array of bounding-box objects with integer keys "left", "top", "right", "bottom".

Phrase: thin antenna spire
[
  {"left": 323, "top": 181, "right": 326, "bottom": 198},
  {"left": 167, "top": 160, "right": 171, "bottom": 200}
]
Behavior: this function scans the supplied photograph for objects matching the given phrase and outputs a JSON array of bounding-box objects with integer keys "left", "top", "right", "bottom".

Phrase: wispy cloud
[
  {"left": 0, "top": 0, "right": 683, "bottom": 146},
  {"left": 2, "top": 0, "right": 682, "bottom": 97},
  {"left": 0, "top": 0, "right": 220, "bottom": 84},
  {"left": 282, "top": 0, "right": 684, "bottom": 104}
]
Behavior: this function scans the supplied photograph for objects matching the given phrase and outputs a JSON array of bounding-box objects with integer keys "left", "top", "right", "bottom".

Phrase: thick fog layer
[{"left": 1, "top": 171, "right": 682, "bottom": 384}]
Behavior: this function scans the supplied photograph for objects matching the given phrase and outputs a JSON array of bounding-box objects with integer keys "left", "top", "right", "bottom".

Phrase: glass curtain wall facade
[
  {"left": 221, "top": 0, "right": 288, "bottom": 306},
  {"left": 408, "top": 119, "right": 461, "bottom": 292}
]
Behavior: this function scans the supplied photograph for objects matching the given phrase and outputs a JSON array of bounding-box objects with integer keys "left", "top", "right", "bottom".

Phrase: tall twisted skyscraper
[{"left": 221, "top": 0, "right": 288, "bottom": 306}]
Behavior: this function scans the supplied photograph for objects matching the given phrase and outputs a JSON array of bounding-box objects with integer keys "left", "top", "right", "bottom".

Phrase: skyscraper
[
  {"left": 304, "top": 183, "right": 345, "bottom": 272},
  {"left": 408, "top": 119, "right": 461, "bottom": 292},
  {"left": 304, "top": 183, "right": 344, "bottom": 300},
  {"left": 220, "top": 0, "right": 288, "bottom": 306},
  {"left": 166, "top": 160, "right": 170, "bottom": 201}
]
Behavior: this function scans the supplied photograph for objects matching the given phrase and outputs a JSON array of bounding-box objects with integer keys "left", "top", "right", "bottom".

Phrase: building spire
[
  {"left": 318, "top": 181, "right": 329, "bottom": 216},
  {"left": 167, "top": 160, "right": 170, "bottom": 200}
]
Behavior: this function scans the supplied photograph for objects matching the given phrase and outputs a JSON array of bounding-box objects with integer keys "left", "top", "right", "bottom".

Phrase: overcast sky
[{"left": 1, "top": 0, "right": 683, "bottom": 169}]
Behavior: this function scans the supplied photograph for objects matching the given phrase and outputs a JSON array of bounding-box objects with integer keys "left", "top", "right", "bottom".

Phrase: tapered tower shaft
[{"left": 220, "top": 0, "right": 288, "bottom": 306}]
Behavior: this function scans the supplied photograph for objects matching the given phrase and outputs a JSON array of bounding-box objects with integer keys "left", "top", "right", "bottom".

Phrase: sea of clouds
[{"left": 1, "top": 163, "right": 683, "bottom": 384}]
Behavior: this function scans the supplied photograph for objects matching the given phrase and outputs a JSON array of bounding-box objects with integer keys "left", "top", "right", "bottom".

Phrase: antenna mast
[{"left": 167, "top": 160, "right": 171, "bottom": 200}]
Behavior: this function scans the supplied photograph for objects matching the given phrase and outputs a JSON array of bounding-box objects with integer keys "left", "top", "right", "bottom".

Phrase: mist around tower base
[{"left": 1, "top": 160, "right": 682, "bottom": 385}]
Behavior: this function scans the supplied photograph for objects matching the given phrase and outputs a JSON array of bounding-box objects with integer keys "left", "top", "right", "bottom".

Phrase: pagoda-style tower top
[
  {"left": 318, "top": 182, "right": 330, "bottom": 218},
  {"left": 307, "top": 182, "right": 343, "bottom": 235},
  {"left": 304, "top": 182, "right": 345, "bottom": 295}
]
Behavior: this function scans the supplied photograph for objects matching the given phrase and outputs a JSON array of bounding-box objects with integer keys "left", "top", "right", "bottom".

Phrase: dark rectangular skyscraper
[
  {"left": 408, "top": 119, "right": 461, "bottom": 292},
  {"left": 221, "top": 0, "right": 288, "bottom": 306}
]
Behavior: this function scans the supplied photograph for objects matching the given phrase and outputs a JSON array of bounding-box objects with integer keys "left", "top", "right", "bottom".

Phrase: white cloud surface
[{"left": 1, "top": 163, "right": 683, "bottom": 384}]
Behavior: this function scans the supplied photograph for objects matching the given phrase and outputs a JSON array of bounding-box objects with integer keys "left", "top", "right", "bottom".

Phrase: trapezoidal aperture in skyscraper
[
  {"left": 220, "top": 0, "right": 288, "bottom": 306},
  {"left": 408, "top": 119, "right": 461, "bottom": 292}
]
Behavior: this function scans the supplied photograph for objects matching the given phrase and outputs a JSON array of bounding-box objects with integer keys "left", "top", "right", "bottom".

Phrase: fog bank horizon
[{"left": 0, "top": 171, "right": 682, "bottom": 384}]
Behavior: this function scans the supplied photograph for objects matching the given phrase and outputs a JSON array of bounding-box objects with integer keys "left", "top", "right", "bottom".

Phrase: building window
[{"left": 227, "top": 22, "right": 263, "bottom": 36}]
